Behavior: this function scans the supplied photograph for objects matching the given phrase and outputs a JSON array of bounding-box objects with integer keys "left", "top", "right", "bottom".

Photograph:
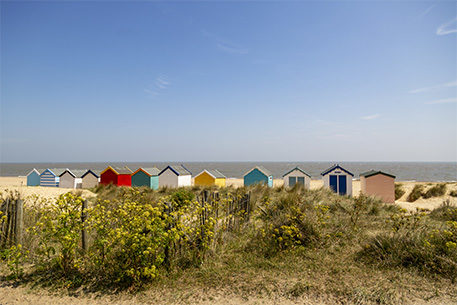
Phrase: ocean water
[{"left": 0, "top": 162, "right": 456, "bottom": 182}]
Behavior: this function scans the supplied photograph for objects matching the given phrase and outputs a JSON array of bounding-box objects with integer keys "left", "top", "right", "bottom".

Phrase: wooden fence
[{"left": 0, "top": 197, "right": 23, "bottom": 248}]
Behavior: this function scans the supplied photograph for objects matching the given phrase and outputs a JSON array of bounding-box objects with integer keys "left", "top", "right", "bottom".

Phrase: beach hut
[
  {"left": 194, "top": 169, "right": 226, "bottom": 187},
  {"left": 158, "top": 165, "right": 192, "bottom": 188},
  {"left": 282, "top": 167, "right": 311, "bottom": 188},
  {"left": 40, "top": 168, "right": 67, "bottom": 187},
  {"left": 81, "top": 170, "right": 100, "bottom": 188},
  {"left": 244, "top": 166, "right": 273, "bottom": 187},
  {"left": 132, "top": 167, "right": 160, "bottom": 190},
  {"left": 100, "top": 166, "right": 133, "bottom": 186},
  {"left": 321, "top": 164, "right": 354, "bottom": 196},
  {"left": 59, "top": 169, "right": 86, "bottom": 189},
  {"left": 360, "top": 170, "right": 396, "bottom": 203},
  {"left": 26, "top": 168, "right": 41, "bottom": 186}
]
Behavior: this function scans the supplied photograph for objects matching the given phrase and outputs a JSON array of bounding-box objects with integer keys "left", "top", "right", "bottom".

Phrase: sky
[{"left": 1, "top": 1, "right": 456, "bottom": 162}]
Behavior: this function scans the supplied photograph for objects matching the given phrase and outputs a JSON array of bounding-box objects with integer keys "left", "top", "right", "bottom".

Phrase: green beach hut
[{"left": 132, "top": 167, "right": 160, "bottom": 190}]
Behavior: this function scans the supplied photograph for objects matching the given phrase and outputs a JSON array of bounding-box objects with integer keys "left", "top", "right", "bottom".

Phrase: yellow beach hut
[{"left": 194, "top": 169, "right": 226, "bottom": 187}]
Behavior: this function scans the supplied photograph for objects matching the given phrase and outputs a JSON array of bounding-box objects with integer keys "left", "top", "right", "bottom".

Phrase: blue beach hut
[
  {"left": 26, "top": 168, "right": 41, "bottom": 186},
  {"left": 243, "top": 166, "right": 273, "bottom": 187},
  {"left": 40, "top": 168, "right": 67, "bottom": 187}
]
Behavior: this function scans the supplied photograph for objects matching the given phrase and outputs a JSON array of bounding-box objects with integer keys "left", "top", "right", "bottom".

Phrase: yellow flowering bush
[{"left": 29, "top": 193, "right": 84, "bottom": 275}]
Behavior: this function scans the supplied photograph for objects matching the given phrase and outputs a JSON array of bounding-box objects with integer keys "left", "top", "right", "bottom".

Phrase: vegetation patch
[
  {"left": 423, "top": 184, "right": 447, "bottom": 199},
  {"left": 407, "top": 184, "right": 424, "bottom": 202},
  {"left": 394, "top": 184, "right": 405, "bottom": 200}
]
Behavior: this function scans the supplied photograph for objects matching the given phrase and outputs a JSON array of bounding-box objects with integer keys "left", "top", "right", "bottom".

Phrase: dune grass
[{"left": 0, "top": 185, "right": 456, "bottom": 304}]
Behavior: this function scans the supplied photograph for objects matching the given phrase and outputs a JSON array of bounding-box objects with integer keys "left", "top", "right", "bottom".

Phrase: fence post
[
  {"left": 15, "top": 199, "right": 23, "bottom": 246},
  {"left": 81, "top": 200, "right": 88, "bottom": 252}
]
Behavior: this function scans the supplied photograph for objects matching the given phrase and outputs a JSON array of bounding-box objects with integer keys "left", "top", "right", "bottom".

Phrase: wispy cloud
[
  {"left": 409, "top": 80, "right": 457, "bottom": 94},
  {"left": 155, "top": 76, "right": 170, "bottom": 89},
  {"left": 361, "top": 114, "right": 380, "bottom": 120},
  {"left": 144, "top": 75, "right": 171, "bottom": 97},
  {"left": 418, "top": 5, "right": 435, "bottom": 18},
  {"left": 425, "top": 97, "right": 457, "bottom": 105},
  {"left": 437, "top": 17, "right": 457, "bottom": 35},
  {"left": 216, "top": 42, "right": 248, "bottom": 54},
  {"left": 202, "top": 29, "right": 248, "bottom": 55}
]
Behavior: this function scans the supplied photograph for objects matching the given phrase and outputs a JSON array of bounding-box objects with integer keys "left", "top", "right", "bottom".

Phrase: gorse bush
[{"left": 29, "top": 193, "right": 84, "bottom": 275}]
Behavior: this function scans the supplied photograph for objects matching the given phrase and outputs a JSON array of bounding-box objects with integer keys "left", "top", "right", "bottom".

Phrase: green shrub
[
  {"left": 423, "top": 184, "right": 447, "bottom": 199},
  {"left": 394, "top": 184, "right": 405, "bottom": 200},
  {"left": 430, "top": 200, "right": 457, "bottom": 222},
  {"left": 359, "top": 210, "right": 457, "bottom": 281},
  {"left": 449, "top": 190, "right": 457, "bottom": 197},
  {"left": 29, "top": 193, "right": 84, "bottom": 275},
  {"left": 407, "top": 184, "right": 424, "bottom": 202}
]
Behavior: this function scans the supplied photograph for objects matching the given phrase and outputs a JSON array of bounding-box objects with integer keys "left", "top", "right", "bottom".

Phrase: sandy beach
[{"left": 1, "top": 176, "right": 456, "bottom": 211}]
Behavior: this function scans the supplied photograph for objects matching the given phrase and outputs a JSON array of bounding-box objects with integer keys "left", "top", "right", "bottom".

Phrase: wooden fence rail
[{"left": 0, "top": 198, "right": 23, "bottom": 248}]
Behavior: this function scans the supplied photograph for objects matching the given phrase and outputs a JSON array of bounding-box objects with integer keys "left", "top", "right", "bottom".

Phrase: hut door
[
  {"left": 338, "top": 176, "right": 347, "bottom": 195},
  {"left": 329, "top": 175, "right": 338, "bottom": 193}
]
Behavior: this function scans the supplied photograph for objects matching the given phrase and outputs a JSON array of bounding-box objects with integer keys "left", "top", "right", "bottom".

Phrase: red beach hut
[{"left": 100, "top": 166, "right": 133, "bottom": 186}]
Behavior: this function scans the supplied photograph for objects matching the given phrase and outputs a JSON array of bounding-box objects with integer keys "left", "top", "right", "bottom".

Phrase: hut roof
[
  {"left": 101, "top": 166, "right": 132, "bottom": 175},
  {"left": 134, "top": 167, "right": 160, "bottom": 176},
  {"left": 244, "top": 166, "right": 272, "bottom": 177},
  {"left": 282, "top": 167, "right": 311, "bottom": 178},
  {"left": 81, "top": 169, "right": 100, "bottom": 178},
  {"left": 359, "top": 170, "right": 396, "bottom": 179},
  {"left": 43, "top": 168, "right": 68, "bottom": 177},
  {"left": 321, "top": 164, "right": 354, "bottom": 177},
  {"left": 26, "top": 168, "right": 43, "bottom": 176},
  {"left": 60, "top": 169, "right": 87, "bottom": 178},
  {"left": 159, "top": 165, "right": 191, "bottom": 176},
  {"left": 197, "top": 169, "right": 226, "bottom": 179}
]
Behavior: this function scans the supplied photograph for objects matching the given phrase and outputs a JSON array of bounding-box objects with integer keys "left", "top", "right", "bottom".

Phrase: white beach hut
[
  {"left": 158, "top": 165, "right": 192, "bottom": 188},
  {"left": 283, "top": 167, "right": 311, "bottom": 189},
  {"left": 321, "top": 164, "right": 354, "bottom": 196},
  {"left": 59, "top": 169, "right": 86, "bottom": 189}
]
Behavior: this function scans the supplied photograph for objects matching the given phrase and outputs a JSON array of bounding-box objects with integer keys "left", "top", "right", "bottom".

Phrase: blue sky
[{"left": 1, "top": 1, "right": 456, "bottom": 162}]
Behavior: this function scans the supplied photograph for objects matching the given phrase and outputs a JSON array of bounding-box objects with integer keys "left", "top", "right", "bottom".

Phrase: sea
[{"left": 0, "top": 162, "right": 456, "bottom": 182}]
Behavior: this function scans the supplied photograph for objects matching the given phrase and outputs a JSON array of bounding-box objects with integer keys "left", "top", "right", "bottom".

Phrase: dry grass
[{"left": 1, "top": 185, "right": 457, "bottom": 304}]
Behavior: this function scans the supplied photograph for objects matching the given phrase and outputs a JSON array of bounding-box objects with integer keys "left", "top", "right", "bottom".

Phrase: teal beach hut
[
  {"left": 132, "top": 167, "right": 160, "bottom": 190},
  {"left": 243, "top": 166, "right": 273, "bottom": 187},
  {"left": 26, "top": 168, "right": 42, "bottom": 186}
]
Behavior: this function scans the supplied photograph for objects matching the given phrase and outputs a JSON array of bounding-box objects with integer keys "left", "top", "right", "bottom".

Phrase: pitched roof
[
  {"left": 282, "top": 167, "right": 311, "bottom": 178},
  {"left": 42, "top": 168, "right": 67, "bottom": 177},
  {"left": 359, "top": 170, "right": 396, "bottom": 179},
  {"left": 101, "top": 166, "right": 133, "bottom": 175},
  {"left": 81, "top": 169, "right": 100, "bottom": 178},
  {"left": 26, "top": 168, "right": 43, "bottom": 176},
  {"left": 244, "top": 166, "right": 272, "bottom": 177},
  {"left": 321, "top": 164, "right": 354, "bottom": 176},
  {"left": 196, "top": 169, "right": 226, "bottom": 179},
  {"left": 159, "top": 165, "right": 192, "bottom": 176},
  {"left": 60, "top": 169, "right": 88, "bottom": 178},
  {"left": 134, "top": 167, "right": 160, "bottom": 176}
]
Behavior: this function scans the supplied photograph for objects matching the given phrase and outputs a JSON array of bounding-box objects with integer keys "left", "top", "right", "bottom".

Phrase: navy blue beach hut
[
  {"left": 243, "top": 166, "right": 273, "bottom": 187},
  {"left": 321, "top": 164, "right": 354, "bottom": 196},
  {"left": 26, "top": 168, "right": 41, "bottom": 186},
  {"left": 40, "top": 168, "right": 67, "bottom": 187}
]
